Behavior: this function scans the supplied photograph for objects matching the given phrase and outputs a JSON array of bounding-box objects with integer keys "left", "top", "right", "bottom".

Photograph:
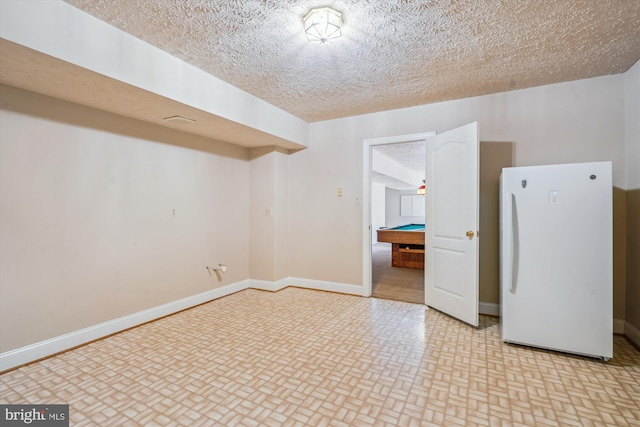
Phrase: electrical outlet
[
  {"left": 337, "top": 187, "right": 343, "bottom": 197},
  {"left": 170, "top": 209, "right": 177, "bottom": 218}
]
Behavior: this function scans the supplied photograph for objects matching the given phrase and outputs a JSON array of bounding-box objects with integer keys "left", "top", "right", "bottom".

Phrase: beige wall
[
  {"left": 479, "top": 142, "right": 513, "bottom": 304},
  {"left": 249, "top": 147, "right": 276, "bottom": 281},
  {"left": 384, "top": 188, "right": 424, "bottom": 227},
  {"left": 451, "top": 141, "right": 625, "bottom": 311},
  {"left": 1, "top": 0, "right": 636, "bottom": 360},
  {"left": 249, "top": 147, "right": 290, "bottom": 282},
  {"left": 289, "top": 74, "right": 628, "bottom": 311},
  {"left": 624, "top": 60, "right": 640, "bottom": 332},
  {"left": 0, "top": 85, "right": 251, "bottom": 352},
  {"left": 613, "top": 188, "right": 628, "bottom": 321},
  {"left": 626, "top": 190, "right": 640, "bottom": 331},
  {"left": 2, "top": 67, "right": 637, "bottom": 355}
]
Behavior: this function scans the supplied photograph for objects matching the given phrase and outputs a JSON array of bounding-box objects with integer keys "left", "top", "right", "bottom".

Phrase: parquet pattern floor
[{"left": 1, "top": 288, "right": 639, "bottom": 426}]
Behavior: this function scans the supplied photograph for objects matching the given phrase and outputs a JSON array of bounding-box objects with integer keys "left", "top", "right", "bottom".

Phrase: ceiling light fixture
[{"left": 303, "top": 6, "right": 342, "bottom": 43}]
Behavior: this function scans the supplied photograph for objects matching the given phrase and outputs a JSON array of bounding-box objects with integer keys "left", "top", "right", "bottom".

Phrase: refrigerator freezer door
[{"left": 500, "top": 162, "right": 612, "bottom": 359}]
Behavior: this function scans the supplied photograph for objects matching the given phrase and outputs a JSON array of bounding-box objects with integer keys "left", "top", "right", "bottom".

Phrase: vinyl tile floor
[{"left": 1, "top": 288, "right": 639, "bottom": 426}]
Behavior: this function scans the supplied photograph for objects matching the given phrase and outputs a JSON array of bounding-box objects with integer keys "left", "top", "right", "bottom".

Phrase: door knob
[{"left": 466, "top": 230, "right": 475, "bottom": 239}]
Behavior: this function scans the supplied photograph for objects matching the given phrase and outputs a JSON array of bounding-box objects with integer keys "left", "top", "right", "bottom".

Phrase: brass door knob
[{"left": 466, "top": 230, "right": 475, "bottom": 239}]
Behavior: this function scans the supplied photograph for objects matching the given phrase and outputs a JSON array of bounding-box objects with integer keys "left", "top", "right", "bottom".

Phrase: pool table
[{"left": 376, "top": 224, "right": 425, "bottom": 269}]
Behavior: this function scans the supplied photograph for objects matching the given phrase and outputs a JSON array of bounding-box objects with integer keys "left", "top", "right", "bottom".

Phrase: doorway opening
[
  {"left": 362, "top": 132, "right": 435, "bottom": 303},
  {"left": 363, "top": 123, "right": 481, "bottom": 325}
]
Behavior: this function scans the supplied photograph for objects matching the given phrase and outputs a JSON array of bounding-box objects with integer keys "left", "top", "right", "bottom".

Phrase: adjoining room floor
[
  {"left": 372, "top": 242, "right": 424, "bottom": 304},
  {"left": 1, "top": 288, "right": 639, "bottom": 426}
]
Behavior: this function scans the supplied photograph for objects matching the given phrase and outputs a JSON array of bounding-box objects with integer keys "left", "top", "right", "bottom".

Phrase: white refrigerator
[{"left": 500, "top": 161, "right": 613, "bottom": 360}]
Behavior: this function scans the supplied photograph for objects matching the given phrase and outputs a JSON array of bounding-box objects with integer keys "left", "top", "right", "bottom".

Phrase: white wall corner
[{"left": 248, "top": 278, "right": 290, "bottom": 292}]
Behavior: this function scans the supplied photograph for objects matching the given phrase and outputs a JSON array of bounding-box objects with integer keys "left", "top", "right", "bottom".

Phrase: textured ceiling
[
  {"left": 374, "top": 141, "right": 425, "bottom": 175},
  {"left": 63, "top": 0, "right": 640, "bottom": 122},
  {"left": 373, "top": 141, "right": 426, "bottom": 190}
]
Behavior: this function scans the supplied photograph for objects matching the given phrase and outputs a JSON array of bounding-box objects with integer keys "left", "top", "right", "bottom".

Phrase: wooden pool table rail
[
  {"left": 376, "top": 228, "right": 425, "bottom": 245},
  {"left": 376, "top": 227, "right": 425, "bottom": 269}
]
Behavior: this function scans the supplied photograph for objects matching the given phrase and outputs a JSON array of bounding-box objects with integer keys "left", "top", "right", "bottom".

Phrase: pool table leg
[{"left": 391, "top": 244, "right": 425, "bottom": 269}]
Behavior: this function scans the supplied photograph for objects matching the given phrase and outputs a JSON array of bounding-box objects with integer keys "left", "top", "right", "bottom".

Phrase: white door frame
[{"left": 362, "top": 131, "right": 436, "bottom": 297}]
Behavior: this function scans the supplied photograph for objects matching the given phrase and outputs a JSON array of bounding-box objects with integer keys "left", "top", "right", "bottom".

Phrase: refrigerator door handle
[{"left": 510, "top": 193, "right": 520, "bottom": 293}]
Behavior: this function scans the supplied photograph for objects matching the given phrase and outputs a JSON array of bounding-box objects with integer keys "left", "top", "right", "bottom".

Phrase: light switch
[
  {"left": 337, "top": 187, "right": 343, "bottom": 197},
  {"left": 549, "top": 191, "right": 560, "bottom": 204}
]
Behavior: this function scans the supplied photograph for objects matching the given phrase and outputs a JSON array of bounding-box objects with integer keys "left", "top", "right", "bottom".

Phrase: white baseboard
[
  {"left": 289, "top": 277, "right": 363, "bottom": 296},
  {"left": 613, "top": 318, "right": 626, "bottom": 335},
  {"left": 0, "top": 280, "right": 249, "bottom": 372},
  {"left": 624, "top": 321, "right": 640, "bottom": 348},
  {"left": 0, "top": 278, "right": 359, "bottom": 372},
  {"left": 248, "top": 277, "right": 290, "bottom": 292},
  {"left": 479, "top": 302, "right": 500, "bottom": 316},
  {"left": 3, "top": 278, "right": 633, "bottom": 373}
]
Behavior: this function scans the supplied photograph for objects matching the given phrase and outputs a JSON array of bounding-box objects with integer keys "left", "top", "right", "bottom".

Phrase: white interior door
[{"left": 424, "top": 122, "right": 479, "bottom": 326}]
